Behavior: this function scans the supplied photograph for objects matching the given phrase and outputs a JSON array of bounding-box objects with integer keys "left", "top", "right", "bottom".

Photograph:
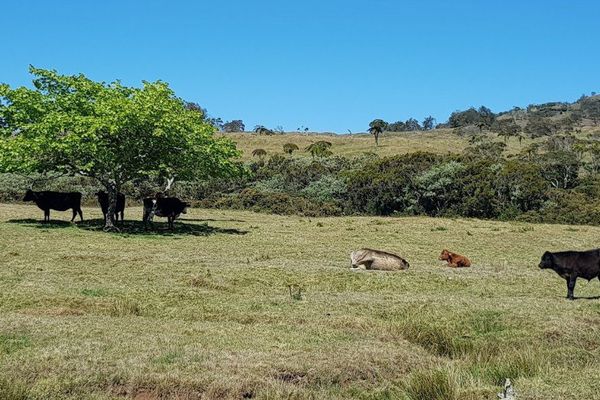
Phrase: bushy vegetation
[{"left": 5, "top": 131, "right": 600, "bottom": 226}]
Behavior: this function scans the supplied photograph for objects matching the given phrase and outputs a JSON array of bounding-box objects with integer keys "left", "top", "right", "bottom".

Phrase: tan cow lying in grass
[{"left": 350, "top": 248, "right": 410, "bottom": 271}]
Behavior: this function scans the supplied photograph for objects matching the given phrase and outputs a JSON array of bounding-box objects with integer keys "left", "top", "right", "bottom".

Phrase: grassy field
[
  {"left": 221, "top": 130, "right": 538, "bottom": 161},
  {"left": 1, "top": 204, "right": 600, "bottom": 399}
]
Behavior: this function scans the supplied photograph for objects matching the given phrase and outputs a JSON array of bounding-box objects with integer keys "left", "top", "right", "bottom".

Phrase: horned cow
[{"left": 143, "top": 196, "right": 190, "bottom": 230}]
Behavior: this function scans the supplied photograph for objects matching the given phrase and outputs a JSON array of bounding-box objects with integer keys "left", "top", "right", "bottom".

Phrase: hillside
[
  {"left": 222, "top": 129, "right": 532, "bottom": 161},
  {"left": 1, "top": 204, "right": 600, "bottom": 399}
]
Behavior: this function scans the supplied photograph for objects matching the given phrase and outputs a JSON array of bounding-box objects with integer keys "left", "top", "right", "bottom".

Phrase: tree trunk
[{"left": 104, "top": 181, "right": 118, "bottom": 231}]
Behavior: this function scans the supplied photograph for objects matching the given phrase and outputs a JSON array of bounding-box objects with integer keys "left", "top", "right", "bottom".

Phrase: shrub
[
  {"left": 300, "top": 175, "right": 346, "bottom": 203},
  {"left": 211, "top": 188, "right": 341, "bottom": 217},
  {"left": 519, "top": 190, "right": 600, "bottom": 226},
  {"left": 404, "top": 369, "right": 457, "bottom": 400}
]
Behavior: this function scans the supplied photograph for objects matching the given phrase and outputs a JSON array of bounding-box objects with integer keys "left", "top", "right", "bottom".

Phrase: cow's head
[
  {"left": 23, "top": 190, "right": 35, "bottom": 202},
  {"left": 538, "top": 251, "right": 554, "bottom": 269},
  {"left": 182, "top": 202, "right": 191, "bottom": 214},
  {"left": 439, "top": 249, "right": 450, "bottom": 261},
  {"left": 401, "top": 258, "right": 410, "bottom": 269}
]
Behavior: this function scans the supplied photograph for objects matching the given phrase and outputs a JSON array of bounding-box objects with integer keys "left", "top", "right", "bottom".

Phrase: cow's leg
[
  {"left": 566, "top": 275, "right": 577, "bottom": 300},
  {"left": 168, "top": 216, "right": 174, "bottom": 230},
  {"left": 44, "top": 209, "right": 50, "bottom": 222},
  {"left": 71, "top": 209, "right": 77, "bottom": 222},
  {"left": 78, "top": 208, "right": 83, "bottom": 222}
]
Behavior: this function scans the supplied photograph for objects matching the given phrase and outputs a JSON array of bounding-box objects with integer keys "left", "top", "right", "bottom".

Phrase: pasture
[
  {"left": 221, "top": 130, "right": 533, "bottom": 160},
  {"left": 1, "top": 203, "right": 600, "bottom": 399}
]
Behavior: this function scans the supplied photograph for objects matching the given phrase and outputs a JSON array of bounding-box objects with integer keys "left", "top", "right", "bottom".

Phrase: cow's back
[
  {"left": 351, "top": 248, "right": 409, "bottom": 271},
  {"left": 553, "top": 249, "right": 600, "bottom": 280},
  {"left": 37, "top": 191, "right": 81, "bottom": 211}
]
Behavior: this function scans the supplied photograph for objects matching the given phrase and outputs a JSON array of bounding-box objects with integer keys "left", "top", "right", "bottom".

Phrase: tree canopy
[{"left": 0, "top": 67, "right": 242, "bottom": 228}]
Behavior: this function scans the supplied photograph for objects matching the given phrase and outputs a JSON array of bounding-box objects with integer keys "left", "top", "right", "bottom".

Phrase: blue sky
[{"left": 2, "top": 0, "right": 600, "bottom": 132}]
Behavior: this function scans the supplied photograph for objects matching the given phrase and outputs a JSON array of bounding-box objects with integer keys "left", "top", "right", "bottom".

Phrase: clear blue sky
[{"left": 2, "top": 1, "right": 600, "bottom": 132}]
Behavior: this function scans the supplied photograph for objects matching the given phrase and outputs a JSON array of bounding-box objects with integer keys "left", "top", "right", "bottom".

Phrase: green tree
[
  {"left": 252, "top": 148, "right": 268, "bottom": 160},
  {"left": 222, "top": 119, "right": 245, "bottom": 132},
  {"left": 282, "top": 143, "right": 299, "bottom": 155},
  {"left": 0, "top": 67, "right": 241, "bottom": 229},
  {"left": 422, "top": 116, "right": 436, "bottom": 130},
  {"left": 254, "top": 125, "right": 274, "bottom": 135},
  {"left": 305, "top": 141, "right": 333, "bottom": 158},
  {"left": 368, "top": 119, "right": 387, "bottom": 146}
]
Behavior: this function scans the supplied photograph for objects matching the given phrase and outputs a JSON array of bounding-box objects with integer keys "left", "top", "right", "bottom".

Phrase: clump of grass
[
  {"left": 316, "top": 222, "right": 323, "bottom": 227},
  {"left": 470, "top": 347, "right": 542, "bottom": 386},
  {"left": 431, "top": 226, "right": 448, "bottom": 232},
  {"left": 0, "top": 377, "right": 29, "bottom": 400},
  {"left": 470, "top": 310, "right": 504, "bottom": 335},
  {"left": 153, "top": 351, "right": 181, "bottom": 366},
  {"left": 287, "top": 284, "right": 303, "bottom": 301},
  {"left": 511, "top": 226, "right": 534, "bottom": 233},
  {"left": 404, "top": 369, "right": 457, "bottom": 400},
  {"left": 0, "top": 334, "right": 31, "bottom": 355},
  {"left": 189, "top": 270, "right": 228, "bottom": 291},
  {"left": 397, "top": 310, "right": 506, "bottom": 359},
  {"left": 80, "top": 288, "right": 107, "bottom": 297},
  {"left": 254, "top": 253, "right": 271, "bottom": 261},
  {"left": 109, "top": 298, "right": 142, "bottom": 317}
]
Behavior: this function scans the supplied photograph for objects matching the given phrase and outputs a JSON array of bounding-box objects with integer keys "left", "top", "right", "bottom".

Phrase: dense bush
[
  {"left": 207, "top": 188, "right": 342, "bottom": 217},
  {"left": 4, "top": 137, "right": 600, "bottom": 226}
]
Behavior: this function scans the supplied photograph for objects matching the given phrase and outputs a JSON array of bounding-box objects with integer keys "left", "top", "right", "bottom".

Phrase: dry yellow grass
[
  {"left": 222, "top": 129, "right": 536, "bottom": 161},
  {"left": 1, "top": 204, "right": 600, "bottom": 399}
]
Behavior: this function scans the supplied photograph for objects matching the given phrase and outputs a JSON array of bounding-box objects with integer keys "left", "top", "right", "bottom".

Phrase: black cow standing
[
  {"left": 539, "top": 249, "right": 600, "bottom": 300},
  {"left": 23, "top": 190, "right": 83, "bottom": 222},
  {"left": 143, "top": 196, "right": 190, "bottom": 230},
  {"left": 96, "top": 191, "right": 125, "bottom": 223}
]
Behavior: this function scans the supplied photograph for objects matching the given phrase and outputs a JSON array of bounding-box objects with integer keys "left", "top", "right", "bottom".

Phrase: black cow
[
  {"left": 96, "top": 191, "right": 125, "bottom": 223},
  {"left": 23, "top": 190, "right": 83, "bottom": 222},
  {"left": 143, "top": 197, "right": 190, "bottom": 230},
  {"left": 539, "top": 249, "right": 600, "bottom": 300}
]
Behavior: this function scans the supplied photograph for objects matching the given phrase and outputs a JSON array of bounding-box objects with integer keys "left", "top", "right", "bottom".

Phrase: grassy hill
[
  {"left": 222, "top": 129, "right": 536, "bottom": 161},
  {"left": 2, "top": 204, "right": 600, "bottom": 399}
]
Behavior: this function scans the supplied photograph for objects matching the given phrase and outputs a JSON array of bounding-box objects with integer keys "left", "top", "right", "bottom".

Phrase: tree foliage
[
  {"left": 222, "top": 119, "right": 245, "bottom": 133},
  {"left": 0, "top": 67, "right": 241, "bottom": 229},
  {"left": 283, "top": 143, "right": 299, "bottom": 155},
  {"left": 305, "top": 141, "right": 333, "bottom": 158}
]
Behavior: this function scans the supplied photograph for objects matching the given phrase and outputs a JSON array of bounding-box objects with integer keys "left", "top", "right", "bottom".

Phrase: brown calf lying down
[{"left": 439, "top": 249, "right": 471, "bottom": 268}]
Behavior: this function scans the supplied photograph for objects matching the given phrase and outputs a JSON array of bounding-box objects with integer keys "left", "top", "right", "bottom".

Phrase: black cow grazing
[
  {"left": 23, "top": 190, "right": 83, "bottom": 222},
  {"left": 143, "top": 197, "right": 190, "bottom": 230},
  {"left": 539, "top": 249, "right": 600, "bottom": 300},
  {"left": 96, "top": 191, "right": 125, "bottom": 223}
]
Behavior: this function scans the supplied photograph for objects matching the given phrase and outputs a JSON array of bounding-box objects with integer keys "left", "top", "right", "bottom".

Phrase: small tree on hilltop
[
  {"left": 306, "top": 141, "right": 332, "bottom": 158},
  {"left": 422, "top": 116, "right": 436, "bottom": 131},
  {"left": 368, "top": 119, "right": 387, "bottom": 146},
  {"left": 283, "top": 143, "right": 299, "bottom": 155},
  {"left": 0, "top": 67, "right": 242, "bottom": 230},
  {"left": 252, "top": 148, "right": 267, "bottom": 160},
  {"left": 254, "top": 125, "right": 274, "bottom": 135},
  {"left": 222, "top": 120, "right": 245, "bottom": 133}
]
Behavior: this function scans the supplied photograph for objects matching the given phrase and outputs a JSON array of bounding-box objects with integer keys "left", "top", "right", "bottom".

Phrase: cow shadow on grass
[
  {"left": 8, "top": 218, "right": 248, "bottom": 237},
  {"left": 574, "top": 295, "right": 600, "bottom": 300}
]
